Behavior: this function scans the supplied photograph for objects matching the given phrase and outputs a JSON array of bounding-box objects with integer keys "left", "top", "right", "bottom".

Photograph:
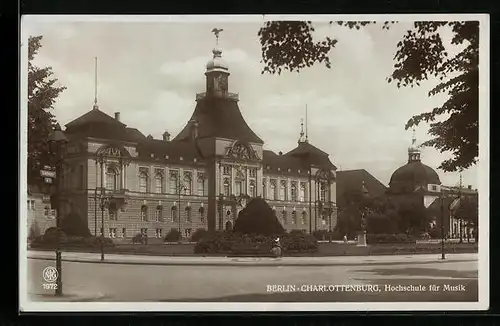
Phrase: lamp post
[
  {"left": 99, "top": 191, "right": 110, "bottom": 261},
  {"left": 177, "top": 177, "right": 186, "bottom": 240},
  {"left": 48, "top": 124, "right": 68, "bottom": 296},
  {"left": 440, "top": 189, "right": 446, "bottom": 260}
]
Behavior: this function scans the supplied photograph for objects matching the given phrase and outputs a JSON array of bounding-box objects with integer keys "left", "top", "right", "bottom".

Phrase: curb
[
  {"left": 28, "top": 256, "right": 477, "bottom": 267},
  {"left": 29, "top": 292, "right": 107, "bottom": 302}
]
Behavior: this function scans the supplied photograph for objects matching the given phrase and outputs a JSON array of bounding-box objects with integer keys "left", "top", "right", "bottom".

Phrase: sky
[{"left": 22, "top": 16, "right": 480, "bottom": 189}]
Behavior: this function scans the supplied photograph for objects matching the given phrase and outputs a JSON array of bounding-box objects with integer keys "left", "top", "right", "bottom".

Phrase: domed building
[{"left": 388, "top": 130, "right": 441, "bottom": 198}]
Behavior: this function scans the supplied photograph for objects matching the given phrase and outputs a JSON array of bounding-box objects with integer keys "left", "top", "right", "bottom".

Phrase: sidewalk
[
  {"left": 28, "top": 251, "right": 477, "bottom": 267},
  {"left": 27, "top": 291, "right": 107, "bottom": 302}
]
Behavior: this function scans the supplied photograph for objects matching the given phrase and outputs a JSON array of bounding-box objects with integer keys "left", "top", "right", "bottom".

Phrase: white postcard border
[{"left": 19, "top": 13, "right": 490, "bottom": 312}]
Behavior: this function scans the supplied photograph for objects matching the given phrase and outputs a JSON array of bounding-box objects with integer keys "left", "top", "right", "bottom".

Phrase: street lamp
[
  {"left": 440, "top": 189, "right": 446, "bottom": 260},
  {"left": 99, "top": 191, "right": 110, "bottom": 261},
  {"left": 48, "top": 124, "right": 68, "bottom": 296},
  {"left": 177, "top": 177, "right": 187, "bottom": 240}
]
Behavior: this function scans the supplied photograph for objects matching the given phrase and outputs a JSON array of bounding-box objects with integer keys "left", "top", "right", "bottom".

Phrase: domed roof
[
  {"left": 389, "top": 161, "right": 441, "bottom": 188},
  {"left": 206, "top": 48, "right": 228, "bottom": 71}
]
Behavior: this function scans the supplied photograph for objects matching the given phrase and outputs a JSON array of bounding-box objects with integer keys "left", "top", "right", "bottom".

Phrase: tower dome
[
  {"left": 389, "top": 129, "right": 441, "bottom": 193},
  {"left": 206, "top": 47, "right": 229, "bottom": 71}
]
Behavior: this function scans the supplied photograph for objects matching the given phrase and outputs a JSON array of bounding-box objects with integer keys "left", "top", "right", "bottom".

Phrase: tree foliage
[
  {"left": 389, "top": 22, "right": 479, "bottom": 172},
  {"left": 258, "top": 20, "right": 478, "bottom": 172},
  {"left": 27, "top": 35, "right": 66, "bottom": 186},
  {"left": 234, "top": 197, "right": 285, "bottom": 236}
]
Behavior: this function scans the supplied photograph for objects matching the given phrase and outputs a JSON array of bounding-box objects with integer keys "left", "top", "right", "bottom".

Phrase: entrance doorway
[{"left": 225, "top": 221, "right": 233, "bottom": 231}]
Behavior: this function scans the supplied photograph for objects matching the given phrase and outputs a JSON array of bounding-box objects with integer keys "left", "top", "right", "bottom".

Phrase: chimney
[
  {"left": 162, "top": 131, "right": 171, "bottom": 141},
  {"left": 468, "top": 185, "right": 472, "bottom": 190},
  {"left": 114, "top": 112, "right": 121, "bottom": 121}
]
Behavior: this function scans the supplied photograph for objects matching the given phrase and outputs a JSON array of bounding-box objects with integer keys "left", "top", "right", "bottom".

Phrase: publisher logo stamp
[{"left": 42, "top": 266, "right": 58, "bottom": 283}]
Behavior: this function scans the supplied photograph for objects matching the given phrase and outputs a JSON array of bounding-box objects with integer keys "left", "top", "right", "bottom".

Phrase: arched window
[
  {"left": 223, "top": 178, "right": 230, "bottom": 197},
  {"left": 171, "top": 206, "right": 178, "bottom": 222},
  {"left": 140, "top": 205, "right": 148, "bottom": 221},
  {"left": 197, "top": 174, "right": 205, "bottom": 196},
  {"left": 299, "top": 183, "right": 306, "bottom": 202},
  {"left": 249, "top": 180, "right": 256, "bottom": 197},
  {"left": 154, "top": 171, "right": 164, "bottom": 194},
  {"left": 185, "top": 206, "right": 192, "bottom": 223},
  {"left": 282, "top": 210, "right": 287, "bottom": 224},
  {"left": 106, "top": 166, "right": 118, "bottom": 190},
  {"left": 169, "top": 171, "right": 179, "bottom": 194},
  {"left": 183, "top": 174, "right": 192, "bottom": 195},
  {"left": 139, "top": 171, "right": 148, "bottom": 193},
  {"left": 292, "top": 211, "right": 297, "bottom": 224},
  {"left": 291, "top": 182, "right": 297, "bottom": 201},
  {"left": 262, "top": 179, "right": 267, "bottom": 199},
  {"left": 108, "top": 202, "right": 117, "bottom": 220},
  {"left": 301, "top": 211, "right": 307, "bottom": 225},
  {"left": 269, "top": 180, "right": 277, "bottom": 200},
  {"left": 155, "top": 205, "right": 163, "bottom": 222},
  {"left": 279, "top": 180, "right": 287, "bottom": 201}
]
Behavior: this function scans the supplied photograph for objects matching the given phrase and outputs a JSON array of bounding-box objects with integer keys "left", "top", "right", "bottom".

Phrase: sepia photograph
[{"left": 19, "top": 14, "right": 489, "bottom": 312}]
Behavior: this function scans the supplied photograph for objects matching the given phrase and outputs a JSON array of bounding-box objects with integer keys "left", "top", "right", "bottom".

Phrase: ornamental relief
[{"left": 225, "top": 141, "right": 260, "bottom": 161}]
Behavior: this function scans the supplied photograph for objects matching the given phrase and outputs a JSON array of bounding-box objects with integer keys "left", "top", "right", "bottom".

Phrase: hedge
[
  {"left": 366, "top": 233, "right": 416, "bottom": 244},
  {"left": 31, "top": 228, "right": 114, "bottom": 248},
  {"left": 194, "top": 231, "right": 318, "bottom": 255}
]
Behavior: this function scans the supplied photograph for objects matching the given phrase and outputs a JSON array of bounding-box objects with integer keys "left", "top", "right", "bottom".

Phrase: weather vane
[{"left": 211, "top": 28, "right": 224, "bottom": 45}]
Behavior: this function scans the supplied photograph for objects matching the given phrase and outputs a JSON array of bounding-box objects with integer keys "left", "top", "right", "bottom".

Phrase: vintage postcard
[{"left": 19, "top": 14, "right": 489, "bottom": 312}]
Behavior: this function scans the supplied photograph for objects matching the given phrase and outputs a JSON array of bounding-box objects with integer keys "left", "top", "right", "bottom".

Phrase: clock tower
[{"left": 205, "top": 28, "right": 230, "bottom": 96}]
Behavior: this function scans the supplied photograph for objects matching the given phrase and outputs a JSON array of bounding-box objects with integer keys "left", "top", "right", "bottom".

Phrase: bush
[
  {"left": 42, "top": 227, "right": 68, "bottom": 244},
  {"left": 61, "top": 212, "right": 91, "bottom": 237},
  {"left": 165, "top": 228, "right": 181, "bottom": 242},
  {"left": 190, "top": 228, "right": 208, "bottom": 242},
  {"left": 312, "top": 230, "right": 342, "bottom": 241},
  {"left": 32, "top": 228, "right": 114, "bottom": 248},
  {"left": 366, "top": 233, "right": 416, "bottom": 244},
  {"left": 233, "top": 198, "right": 285, "bottom": 236},
  {"left": 193, "top": 231, "right": 318, "bottom": 255}
]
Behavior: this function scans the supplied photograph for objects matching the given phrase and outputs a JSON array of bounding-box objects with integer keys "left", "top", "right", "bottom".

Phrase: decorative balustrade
[{"left": 196, "top": 91, "right": 239, "bottom": 101}]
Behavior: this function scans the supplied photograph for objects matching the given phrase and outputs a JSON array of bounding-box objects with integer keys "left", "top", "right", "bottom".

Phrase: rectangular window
[
  {"left": 44, "top": 206, "right": 50, "bottom": 217},
  {"left": 184, "top": 228, "right": 192, "bottom": 238},
  {"left": 109, "top": 228, "right": 117, "bottom": 238},
  {"left": 140, "top": 228, "right": 148, "bottom": 235},
  {"left": 155, "top": 177, "right": 163, "bottom": 194},
  {"left": 31, "top": 200, "right": 36, "bottom": 210},
  {"left": 169, "top": 171, "right": 179, "bottom": 194},
  {"left": 155, "top": 228, "right": 162, "bottom": 238},
  {"left": 299, "top": 183, "right": 306, "bottom": 202},
  {"left": 291, "top": 183, "right": 297, "bottom": 201},
  {"left": 235, "top": 181, "right": 242, "bottom": 196},
  {"left": 121, "top": 228, "right": 127, "bottom": 238},
  {"left": 197, "top": 179, "right": 204, "bottom": 196}
]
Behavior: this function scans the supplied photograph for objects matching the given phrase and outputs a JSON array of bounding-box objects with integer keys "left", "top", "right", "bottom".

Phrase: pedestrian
[{"left": 343, "top": 234, "right": 348, "bottom": 244}]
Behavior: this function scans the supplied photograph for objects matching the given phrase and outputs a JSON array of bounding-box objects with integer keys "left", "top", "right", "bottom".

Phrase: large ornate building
[{"left": 27, "top": 40, "right": 338, "bottom": 240}]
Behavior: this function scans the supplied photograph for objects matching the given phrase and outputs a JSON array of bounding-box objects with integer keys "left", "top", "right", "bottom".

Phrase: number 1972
[{"left": 42, "top": 283, "right": 58, "bottom": 290}]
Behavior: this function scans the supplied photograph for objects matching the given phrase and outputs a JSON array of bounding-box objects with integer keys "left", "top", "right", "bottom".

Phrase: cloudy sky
[{"left": 22, "top": 16, "right": 480, "bottom": 188}]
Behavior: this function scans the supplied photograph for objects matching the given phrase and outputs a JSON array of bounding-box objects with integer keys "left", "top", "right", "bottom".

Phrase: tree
[
  {"left": 27, "top": 35, "right": 66, "bottom": 186},
  {"left": 233, "top": 197, "right": 285, "bottom": 236},
  {"left": 258, "top": 21, "right": 478, "bottom": 172},
  {"left": 61, "top": 212, "right": 91, "bottom": 237}
]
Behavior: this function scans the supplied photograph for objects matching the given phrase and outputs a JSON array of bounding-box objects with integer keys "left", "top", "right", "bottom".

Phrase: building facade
[
  {"left": 27, "top": 41, "right": 338, "bottom": 240},
  {"left": 387, "top": 131, "right": 478, "bottom": 238}
]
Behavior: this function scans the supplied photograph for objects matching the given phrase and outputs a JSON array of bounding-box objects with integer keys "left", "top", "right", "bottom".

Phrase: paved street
[{"left": 26, "top": 252, "right": 478, "bottom": 302}]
